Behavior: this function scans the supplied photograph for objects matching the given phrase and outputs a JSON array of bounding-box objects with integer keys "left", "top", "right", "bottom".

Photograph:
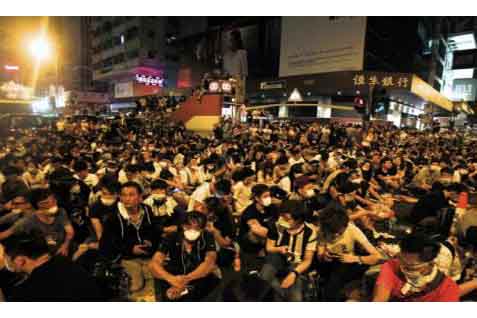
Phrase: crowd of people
[{"left": 1, "top": 109, "right": 477, "bottom": 302}]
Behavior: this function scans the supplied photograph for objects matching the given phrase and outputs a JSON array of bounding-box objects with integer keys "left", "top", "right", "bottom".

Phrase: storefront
[{"left": 246, "top": 71, "right": 454, "bottom": 127}]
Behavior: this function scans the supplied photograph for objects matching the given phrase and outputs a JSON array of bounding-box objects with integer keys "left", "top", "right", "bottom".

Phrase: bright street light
[{"left": 30, "top": 37, "right": 52, "bottom": 61}]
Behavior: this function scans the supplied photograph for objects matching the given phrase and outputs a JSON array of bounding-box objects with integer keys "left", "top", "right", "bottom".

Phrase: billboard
[
  {"left": 453, "top": 78, "right": 477, "bottom": 102},
  {"left": 279, "top": 17, "right": 367, "bottom": 77}
]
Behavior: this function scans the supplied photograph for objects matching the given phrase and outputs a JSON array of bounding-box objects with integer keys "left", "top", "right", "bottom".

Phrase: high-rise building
[{"left": 87, "top": 17, "right": 207, "bottom": 105}]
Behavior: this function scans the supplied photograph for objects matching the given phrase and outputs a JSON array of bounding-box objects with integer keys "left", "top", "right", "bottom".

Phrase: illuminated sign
[
  {"left": 208, "top": 80, "right": 234, "bottom": 94},
  {"left": 208, "top": 81, "right": 220, "bottom": 93},
  {"left": 4, "top": 65, "right": 19, "bottom": 71},
  {"left": 0, "top": 81, "right": 33, "bottom": 100},
  {"left": 135, "top": 74, "right": 164, "bottom": 87},
  {"left": 352, "top": 73, "right": 411, "bottom": 88},
  {"left": 221, "top": 81, "right": 232, "bottom": 93},
  {"left": 288, "top": 88, "right": 303, "bottom": 102}
]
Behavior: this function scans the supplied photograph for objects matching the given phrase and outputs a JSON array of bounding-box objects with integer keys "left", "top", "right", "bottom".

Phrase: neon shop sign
[{"left": 135, "top": 74, "right": 164, "bottom": 87}]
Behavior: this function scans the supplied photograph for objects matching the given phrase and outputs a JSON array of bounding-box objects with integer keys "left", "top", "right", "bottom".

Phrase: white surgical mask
[
  {"left": 159, "top": 161, "right": 168, "bottom": 168},
  {"left": 400, "top": 264, "right": 438, "bottom": 295},
  {"left": 46, "top": 206, "right": 59, "bottom": 216},
  {"left": 351, "top": 178, "right": 363, "bottom": 184},
  {"left": 305, "top": 189, "right": 315, "bottom": 198},
  {"left": 262, "top": 197, "right": 272, "bottom": 207},
  {"left": 184, "top": 229, "right": 201, "bottom": 241},
  {"left": 100, "top": 197, "right": 116, "bottom": 206},
  {"left": 11, "top": 208, "right": 23, "bottom": 214}
]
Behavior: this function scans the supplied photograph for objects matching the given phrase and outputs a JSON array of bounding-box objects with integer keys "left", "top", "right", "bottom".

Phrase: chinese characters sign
[{"left": 352, "top": 73, "right": 411, "bottom": 89}]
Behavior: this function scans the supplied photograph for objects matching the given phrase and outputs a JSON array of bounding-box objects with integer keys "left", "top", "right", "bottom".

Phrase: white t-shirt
[
  {"left": 289, "top": 157, "right": 305, "bottom": 167},
  {"left": 279, "top": 176, "right": 292, "bottom": 193},
  {"left": 187, "top": 182, "right": 212, "bottom": 212},
  {"left": 319, "top": 222, "right": 375, "bottom": 256},
  {"left": 233, "top": 181, "right": 253, "bottom": 215}
]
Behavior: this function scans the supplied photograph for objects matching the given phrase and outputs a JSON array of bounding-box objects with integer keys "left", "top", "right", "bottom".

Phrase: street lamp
[
  {"left": 30, "top": 37, "right": 52, "bottom": 61},
  {"left": 29, "top": 35, "right": 61, "bottom": 109}
]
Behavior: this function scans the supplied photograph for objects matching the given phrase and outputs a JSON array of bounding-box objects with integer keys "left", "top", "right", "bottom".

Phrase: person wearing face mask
[
  {"left": 373, "top": 233, "right": 460, "bottom": 301},
  {"left": 143, "top": 180, "right": 180, "bottom": 236},
  {"left": 290, "top": 176, "right": 322, "bottom": 223},
  {"left": 0, "top": 233, "right": 104, "bottom": 301},
  {"left": 260, "top": 200, "right": 317, "bottom": 301},
  {"left": 89, "top": 180, "right": 121, "bottom": 247},
  {"left": 0, "top": 188, "right": 75, "bottom": 257},
  {"left": 238, "top": 184, "right": 277, "bottom": 272},
  {"left": 0, "top": 192, "right": 34, "bottom": 230},
  {"left": 149, "top": 212, "right": 219, "bottom": 301}
]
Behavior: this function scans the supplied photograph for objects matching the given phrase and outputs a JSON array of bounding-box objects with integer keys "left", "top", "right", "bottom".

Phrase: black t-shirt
[
  {"left": 213, "top": 212, "right": 235, "bottom": 240},
  {"left": 8, "top": 256, "right": 104, "bottom": 301},
  {"left": 409, "top": 190, "right": 449, "bottom": 224},
  {"left": 157, "top": 232, "right": 216, "bottom": 275},
  {"left": 238, "top": 203, "right": 277, "bottom": 253},
  {"left": 90, "top": 200, "right": 118, "bottom": 225}
]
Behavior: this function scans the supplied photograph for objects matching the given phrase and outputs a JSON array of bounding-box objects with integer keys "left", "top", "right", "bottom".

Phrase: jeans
[{"left": 259, "top": 253, "right": 305, "bottom": 301}]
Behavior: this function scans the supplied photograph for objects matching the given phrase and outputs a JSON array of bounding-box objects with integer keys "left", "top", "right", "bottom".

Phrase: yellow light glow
[{"left": 30, "top": 37, "right": 51, "bottom": 61}]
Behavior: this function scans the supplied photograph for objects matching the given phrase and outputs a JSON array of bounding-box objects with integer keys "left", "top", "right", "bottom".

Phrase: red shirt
[{"left": 375, "top": 259, "right": 460, "bottom": 302}]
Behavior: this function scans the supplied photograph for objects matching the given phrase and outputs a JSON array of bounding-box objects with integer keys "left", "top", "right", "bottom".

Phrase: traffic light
[{"left": 353, "top": 96, "right": 366, "bottom": 114}]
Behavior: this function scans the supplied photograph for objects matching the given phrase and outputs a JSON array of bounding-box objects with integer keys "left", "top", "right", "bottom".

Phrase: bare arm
[
  {"left": 294, "top": 249, "right": 314, "bottom": 274},
  {"left": 149, "top": 251, "right": 177, "bottom": 285},
  {"left": 184, "top": 251, "right": 217, "bottom": 283},
  {"left": 90, "top": 218, "right": 103, "bottom": 241},
  {"left": 372, "top": 282, "right": 391, "bottom": 302},
  {"left": 248, "top": 219, "right": 268, "bottom": 238},
  {"left": 459, "top": 279, "right": 477, "bottom": 297}
]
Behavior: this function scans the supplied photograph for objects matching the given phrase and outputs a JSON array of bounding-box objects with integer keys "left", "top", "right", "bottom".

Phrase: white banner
[
  {"left": 114, "top": 82, "right": 134, "bottom": 98},
  {"left": 279, "top": 17, "right": 367, "bottom": 77}
]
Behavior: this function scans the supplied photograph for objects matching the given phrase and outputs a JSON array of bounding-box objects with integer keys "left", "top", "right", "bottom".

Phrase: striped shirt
[{"left": 268, "top": 223, "right": 317, "bottom": 264}]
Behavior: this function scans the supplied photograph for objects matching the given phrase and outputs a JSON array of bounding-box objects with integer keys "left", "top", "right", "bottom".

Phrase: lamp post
[{"left": 29, "top": 36, "right": 59, "bottom": 102}]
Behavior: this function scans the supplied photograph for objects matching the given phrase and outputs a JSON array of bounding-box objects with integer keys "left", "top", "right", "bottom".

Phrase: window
[
  {"left": 127, "top": 50, "right": 139, "bottom": 59},
  {"left": 113, "top": 36, "right": 122, "bottom": 46},
  {"left": 113, "top": 54, "right": 125, "bottom": 64},
  {"left": 126, "top": 27, "right": 139, "bottom": 40}
]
